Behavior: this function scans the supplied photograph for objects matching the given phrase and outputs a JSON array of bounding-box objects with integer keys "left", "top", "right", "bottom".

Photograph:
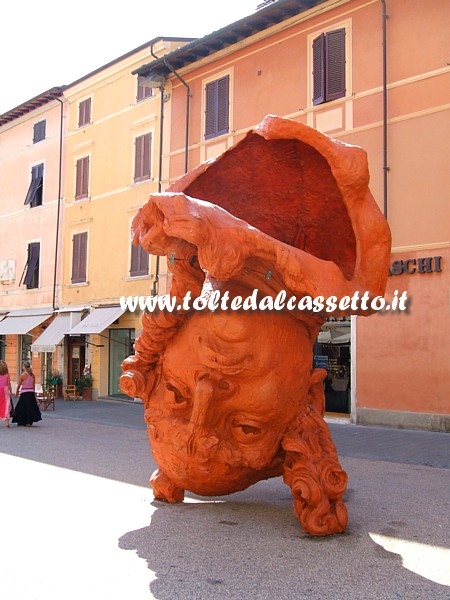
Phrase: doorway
[
  {"left": 68, "top": 337, "right": 85, "bottom": 386},
  {"left": 108, "top": 328, "right": 135, "bottom": 396},
  {"left": 313, "top": 318, "right": 351, "bottom": 414}
]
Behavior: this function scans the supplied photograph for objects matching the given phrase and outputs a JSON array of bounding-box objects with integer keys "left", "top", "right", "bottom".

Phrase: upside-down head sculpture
[{"left": 120, "top": 115, "right": 391, "bottom": 536}]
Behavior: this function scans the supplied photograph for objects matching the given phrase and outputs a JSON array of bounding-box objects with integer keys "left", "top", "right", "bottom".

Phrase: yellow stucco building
[{"left": 60, "top": 37, "right": 191, "bottom": 398}]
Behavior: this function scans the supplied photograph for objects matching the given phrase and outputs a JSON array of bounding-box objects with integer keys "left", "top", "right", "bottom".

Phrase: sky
[{"left": 0, "top": 0, "right": 261, "bottom": 115}]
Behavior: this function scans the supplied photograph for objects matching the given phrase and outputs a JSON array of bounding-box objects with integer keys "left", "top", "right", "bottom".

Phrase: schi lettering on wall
[{"left": 389, "top": 256, "right": 442, "bottom": 276}]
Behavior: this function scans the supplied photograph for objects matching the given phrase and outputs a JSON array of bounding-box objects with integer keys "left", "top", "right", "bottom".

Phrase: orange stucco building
[
  {"left": 0, "top": 89, "right": 65, "bottom": 389},
  {"left": 136, "top": 0, "right": 450, "bottom": 430}
]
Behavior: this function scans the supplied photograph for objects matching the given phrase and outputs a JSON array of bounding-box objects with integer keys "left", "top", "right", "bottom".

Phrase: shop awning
[
  {"left": 317, "top": 328, "right": 350, "bottom": 345},
  {"left": 0, "top": 309, "right": 53, "bottom": 335},
  {"left": 70, "top": 305, "right": 126, "bottom": 335},
  {"left": 30, "top": 313, "right": 72, "bottom": 353}
]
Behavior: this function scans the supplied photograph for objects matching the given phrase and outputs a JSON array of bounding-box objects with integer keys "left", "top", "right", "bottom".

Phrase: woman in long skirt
[
  {"left": 0, "top": 360, "right": 13, "bottom": 428},
  {"left": 12, "top": 361, "right": 42, "bottom": 427}
]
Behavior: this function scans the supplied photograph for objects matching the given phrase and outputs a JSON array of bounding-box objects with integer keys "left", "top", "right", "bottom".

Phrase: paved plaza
[{"left": 0, "top": 399, "right": 449, "bottom": 599}]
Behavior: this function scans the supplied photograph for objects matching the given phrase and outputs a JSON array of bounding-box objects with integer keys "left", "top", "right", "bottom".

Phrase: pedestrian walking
[
  {"left": 12, "top": 361, "right": 42, "bottom": 427},
  {"left": 0, "top": 360, "right": 13, "bottom": 428}
]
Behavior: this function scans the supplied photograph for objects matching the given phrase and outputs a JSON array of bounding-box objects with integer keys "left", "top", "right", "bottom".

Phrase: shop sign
[{"left": 389, "top": 256, "right": 442, "bottom": 276}]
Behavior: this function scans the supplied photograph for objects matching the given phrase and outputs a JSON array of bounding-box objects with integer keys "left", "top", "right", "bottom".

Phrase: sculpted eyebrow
[{"left": 200, "top": 345, "right": 261, "bottom": 376}]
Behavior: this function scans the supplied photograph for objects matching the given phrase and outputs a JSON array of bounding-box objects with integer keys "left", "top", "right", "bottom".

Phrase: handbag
[{"left": 9, "top": 396, "right": 15, "bottom": 418}]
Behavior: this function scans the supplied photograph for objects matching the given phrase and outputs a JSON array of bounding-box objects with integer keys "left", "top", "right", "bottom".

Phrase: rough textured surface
[{"left": 121, "top": 115, "right": 391, "bottom": 536}]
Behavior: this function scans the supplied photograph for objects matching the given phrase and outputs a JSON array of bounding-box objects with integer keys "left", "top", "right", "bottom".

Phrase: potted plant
[
  {"left": 77, "top": 366, "right": 93, "bottom": 400},
  {"left": 46, "top": 371, "right": 63, "bottom": 397}
]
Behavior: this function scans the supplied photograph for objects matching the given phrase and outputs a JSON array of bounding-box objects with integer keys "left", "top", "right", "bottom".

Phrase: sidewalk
[
  {"left": 43, "top": 398, "right": 450, "bottom": 468},
  {"left": 1, "top": 399, "right": 448, "bottom": 600}
]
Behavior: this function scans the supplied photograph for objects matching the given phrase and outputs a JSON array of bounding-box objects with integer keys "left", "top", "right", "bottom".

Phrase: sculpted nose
[
  {"left": 189, "top": 374, "right": 214, "bottom": 429},
  {"left": 186, "top": 374, "right": 214, "bottom": 456}
]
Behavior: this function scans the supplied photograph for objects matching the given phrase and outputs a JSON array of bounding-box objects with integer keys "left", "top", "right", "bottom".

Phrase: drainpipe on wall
[
  {"left": 149, "top": 45, "right": 166, "bottom": 296},
  {"left": 150, "top": 84, "right": 165, "bottom": 296},
  {"left": 148, "top": 45, "right": 191, "bottom": 295},
  {"left": 381, "top": 0, "right": 388, "bottom": 218},
  {"left": 52, "top": 95, "right": 64, "bottom": 311},
  {"left": 162, "top": 57, "right": 190, "bottom": 175}
]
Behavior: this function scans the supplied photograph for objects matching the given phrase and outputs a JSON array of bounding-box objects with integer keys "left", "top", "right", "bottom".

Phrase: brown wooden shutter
[
  {"left": 217, "top": 76, "right": 229, "bottom": 135},
  {"left": 33, "top": 120, "right": 46, "bottom": 143},
  {"left": 134, "top": 133, "right": 151, "bottom": 182},
  {"left": 143, "top": 133, "right": 151, "bottom": 179},
  {"left": 137, "top": 77, "right": 152, "bottom": 101},
  {"left": 24, "top": 164, "right": 44, "bottom": 206},
  {"left": 325, "top": 28, "right": 346, "bottom": 101},
  {"left": 75, "top": 157, "right": 89, "bottom": 199},
  {"left": 134, "top": 136, "right": 143, "bottom": 180},
  {"left": 78, "top": 98, "right": 91, "bottom": 127},
  {"left": 72, "top": 232, "right": 87, "bottom": 283},
  {"left": 205, "top": 76, "right": 230, "bottom": 139},
  {"left": 78, "top": 102, "right": 84, "bottom": 127},
  {"left": 24, "top": 242, "right": 40, "bottom": 288},
  {"left": 205, "top": 81, "right": 216, "bottom": 139},
  {"left": 130, "top": 244, "right": 149, "bottom": 276},
  {"left": 312, "top": 34, "right": 325, "bottom": 105},
  {"left": 82, "top": 157, "right": 89, "bottom": 197}
]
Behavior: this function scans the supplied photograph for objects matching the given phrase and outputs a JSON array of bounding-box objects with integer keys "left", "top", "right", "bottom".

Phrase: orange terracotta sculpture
[{"left": 120, "top": 115, "right": 391, "bottom": 536}]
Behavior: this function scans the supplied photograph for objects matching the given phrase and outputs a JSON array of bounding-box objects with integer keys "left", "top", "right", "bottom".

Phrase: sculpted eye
[
  {"left": 240, "top": 424, "right": 261, "bottom": 435},
  {"left": 166, "top": 383, "right": 189, "bottom": 409},
  {"left": 232, "top": 418, "right": 264, "bottom": 442}
]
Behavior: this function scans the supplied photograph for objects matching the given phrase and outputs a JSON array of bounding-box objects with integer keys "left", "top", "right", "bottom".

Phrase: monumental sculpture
[{"left": 120, "top": 115, "right": 391, "bottom": 536}]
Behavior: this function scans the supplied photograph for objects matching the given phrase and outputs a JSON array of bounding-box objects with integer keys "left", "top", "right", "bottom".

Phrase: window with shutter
[
  {"left": 312, "top": 28, "right": 346, "bottom": 106},
  {"left": 75, "top": 156, "right": 90, "bottom": 200},
  {"left": 134, "top": 133, "right": 151, "bottom": 182},
  {"left": 130, "top": 244, "right": 149, "bottom": 277},
  {"left": 78, "top": 98, "right": 92, "bottom": 127},
  {"left": 33, "top": 120, "right": 46, "bottom": 143},
  {"left": 137, "top": 76, "right": 154, "bottom": 101},
  {"left": 205, "top": 75, "right": 230, "bottom": 140},
  {"left": 24, "top": 164, "right": 44, "bottom": 207},
  {"left": 23, "top": 242, "right": 40, "bottom": 289},
  {"left": 72, "top": 232, "right": 88, "bottom": 284}
]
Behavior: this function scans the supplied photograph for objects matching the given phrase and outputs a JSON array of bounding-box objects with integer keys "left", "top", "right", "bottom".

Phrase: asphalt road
[{"left": 0, "top": 400, "right": 448, "bottom": 600}]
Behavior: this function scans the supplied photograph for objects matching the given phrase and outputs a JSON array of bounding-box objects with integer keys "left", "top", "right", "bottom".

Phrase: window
[
  {"left": 23, "top": 242, "right": 40, "bottom": 289},
  {"left": 24, "top": 164, "right": 44, "bottom": 208},
  {"left": 71, "top": 232, "right": 88, "bottom": 284},
  {"left": 205, "top": 75, "right": 229, "bottom": 139},
  {"left": 78, "top": 98, "right": 91, "bottom": 127},
  {"left": 130, "top": 244, "right": 149, "bottom": 277},
  {"left": 33, "top": 120, "right": 46, "bottom": 143},
  {"left": 75, "top": 156, "right": 90, "bottom": 200},
  {"left": 134, "top": 133, "right": 151, "bottom": 182},
  {"left": 312, "top": 28, "right": 346, "bottom": 106},
  {"left": 137, "top": 76, "right": 154, "bottom": 101}
]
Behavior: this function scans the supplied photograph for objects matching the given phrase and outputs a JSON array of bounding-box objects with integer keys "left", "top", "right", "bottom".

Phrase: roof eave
[{"left": 134, "top": 0, "right": 324, "bottom": 78}]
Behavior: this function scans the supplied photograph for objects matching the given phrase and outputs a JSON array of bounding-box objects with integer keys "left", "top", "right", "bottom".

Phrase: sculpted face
[
  {"left": 145, "top": 310, "right": 314, "bottom": 496},
  {"left": 121, "top": 116, "right": 391, "bottom": 534}
]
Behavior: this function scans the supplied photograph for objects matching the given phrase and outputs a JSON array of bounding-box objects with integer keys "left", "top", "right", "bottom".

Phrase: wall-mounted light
[{"left": 139, "top": 73, "right": 165, "bottom": 89}]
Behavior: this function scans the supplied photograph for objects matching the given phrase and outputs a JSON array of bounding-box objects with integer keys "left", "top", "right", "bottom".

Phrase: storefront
[
  {"left": 355, "top": 247, "right": 449, "bottom": 431},
  {"left": 69, "top": 305, "right": 138, "bottom": 399},
  {"left": 314, "top": 317, "right": 351, "bottom": 415},
  {"left": 0, "top": 308, "right": 54, "bottom": 383}
]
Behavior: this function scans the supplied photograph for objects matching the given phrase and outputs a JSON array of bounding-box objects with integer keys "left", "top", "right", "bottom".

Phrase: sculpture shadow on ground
[
  {"left": 119, "top": 481, "right": 360, "bottom": 600},
  {"left": 118, "top": 459, "right": 450, "bottom": 599}
]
